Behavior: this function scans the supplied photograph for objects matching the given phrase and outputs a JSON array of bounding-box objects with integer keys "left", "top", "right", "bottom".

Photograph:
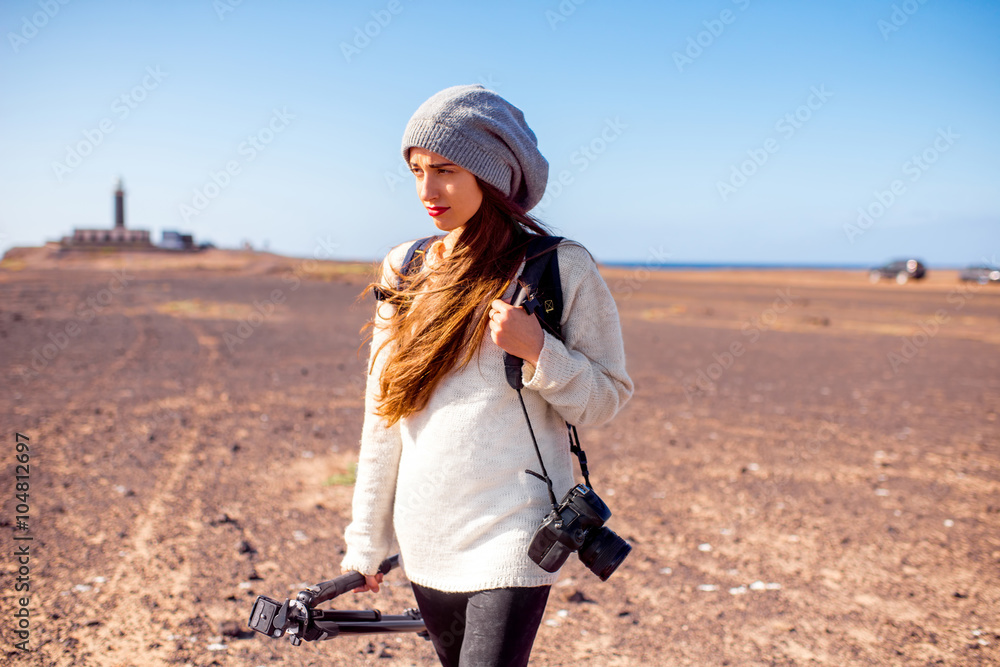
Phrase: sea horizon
[{"left": 600, "top": 261, "right": 971, "bottom": 271}]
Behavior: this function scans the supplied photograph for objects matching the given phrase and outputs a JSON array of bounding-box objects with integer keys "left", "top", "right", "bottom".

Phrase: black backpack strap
[
  {"left": 401, "top": 235, "right": 438, "bottom": 275},
  {"left": 373, "top": 236, "right": 439, "bottom": 301},
  {"left": 502, "top": 236, "right": 596, "bottom": 494},
  {"left": 503, "top": 236, "right": 563, "bottom": 390},
  {"left": 518, "top": 236, "right": 564, "bottom": 340}
]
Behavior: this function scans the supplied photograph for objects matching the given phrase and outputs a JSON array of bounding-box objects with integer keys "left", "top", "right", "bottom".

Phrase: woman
[{"left": 341, "top": 84, "right": 633, "bottom": 666}]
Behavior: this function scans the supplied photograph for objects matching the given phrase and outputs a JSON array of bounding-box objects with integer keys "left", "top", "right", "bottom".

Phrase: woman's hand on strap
[{"left": 488, "top": 299, "right": 544, "bottom": 365}]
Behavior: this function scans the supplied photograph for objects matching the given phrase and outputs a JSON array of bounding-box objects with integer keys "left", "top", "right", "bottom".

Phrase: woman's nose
[{"left": 418, "top": 174, "right": 438, "bottom": 201}]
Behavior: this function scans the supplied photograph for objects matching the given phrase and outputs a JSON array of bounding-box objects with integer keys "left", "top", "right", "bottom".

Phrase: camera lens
[{"left": 578, "top": 527, "right": 632, "bottom": 581}]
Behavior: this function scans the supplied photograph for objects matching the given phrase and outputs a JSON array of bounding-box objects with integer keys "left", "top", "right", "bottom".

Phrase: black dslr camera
[{"left": 528, "top": 483, "right": 631, "bottom": 581}]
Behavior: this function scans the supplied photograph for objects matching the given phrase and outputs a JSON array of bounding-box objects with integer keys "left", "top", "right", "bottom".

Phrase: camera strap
[
  {"left": 503, "top": 237, "right": 594, "bottom": 508},
  {"left": 514, "top": 387, "right": 560, "bottom": 510}
]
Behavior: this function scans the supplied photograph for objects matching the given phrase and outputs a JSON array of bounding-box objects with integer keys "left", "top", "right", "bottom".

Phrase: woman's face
[{"left": 409, "top": 147, "right": 483, "bottom": 234}]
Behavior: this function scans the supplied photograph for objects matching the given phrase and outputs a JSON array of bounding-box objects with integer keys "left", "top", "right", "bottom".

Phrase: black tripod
[{"left": 247, "top": 555, "right": 428, "bottom": 644}]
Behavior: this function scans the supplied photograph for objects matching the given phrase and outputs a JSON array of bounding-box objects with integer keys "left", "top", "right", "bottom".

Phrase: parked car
[
  {"left": 958, "top": 265, "right": 1000, "bottom": 284},
  {"left": 869, "top": 259, "right": 927, "bottom": 284}
]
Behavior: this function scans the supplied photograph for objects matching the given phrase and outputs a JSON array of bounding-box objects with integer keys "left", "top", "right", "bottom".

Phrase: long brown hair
[{"left": 365, "top": 180, "right": 551, "bottom": 426}]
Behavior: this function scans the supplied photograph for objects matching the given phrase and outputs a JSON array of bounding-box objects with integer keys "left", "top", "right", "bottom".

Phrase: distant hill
[{"left": 0, "top": 242, "right": 373, "bottom": 280}]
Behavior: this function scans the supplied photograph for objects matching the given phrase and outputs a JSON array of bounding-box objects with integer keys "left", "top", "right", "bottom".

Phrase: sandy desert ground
[{"left": 1, "top": 244, "right": 998, "bottom": 666}]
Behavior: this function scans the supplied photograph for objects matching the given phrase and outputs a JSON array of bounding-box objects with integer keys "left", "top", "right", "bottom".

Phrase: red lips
[{"left": 426, "top": 206, "right": 450, "bottom": 217}]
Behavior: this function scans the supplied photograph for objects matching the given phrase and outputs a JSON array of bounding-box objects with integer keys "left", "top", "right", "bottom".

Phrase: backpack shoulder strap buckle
[{"left": 373, "top": 235, "right": 440, "bottom": 301}]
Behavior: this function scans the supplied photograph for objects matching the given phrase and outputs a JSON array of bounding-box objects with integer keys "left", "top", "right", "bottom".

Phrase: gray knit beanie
[{"left": 401, "top": 85, "right": 549, "bottom": 211}]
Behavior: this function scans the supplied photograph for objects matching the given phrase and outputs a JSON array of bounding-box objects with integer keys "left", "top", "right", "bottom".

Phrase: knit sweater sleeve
[
  {"left": 340, "top": 247, "right": 408, "bottom": 576},
  {"left": 521, "top": 242, "right": 633, "bottom": 426}
]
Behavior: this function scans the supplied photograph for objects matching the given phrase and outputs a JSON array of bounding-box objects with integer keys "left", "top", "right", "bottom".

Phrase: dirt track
[{"left": 1, "top": 248, "right": 999, "bottom": 666}]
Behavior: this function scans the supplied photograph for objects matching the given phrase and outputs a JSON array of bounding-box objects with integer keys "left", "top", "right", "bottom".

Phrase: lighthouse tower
[
  {"left": 114, "top": 177, "right": 125, "bottom": 229},
  {"left": 60, "top": 176, "right": 154, "bottom": 249}
]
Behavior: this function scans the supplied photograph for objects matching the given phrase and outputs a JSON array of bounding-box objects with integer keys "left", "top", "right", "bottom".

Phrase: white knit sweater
[{"left": 340, "top": 240, "right": 633, "bottom": 592}]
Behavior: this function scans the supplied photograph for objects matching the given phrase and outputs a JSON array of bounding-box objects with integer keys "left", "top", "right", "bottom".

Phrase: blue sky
[{"left": 1, "top": 0, "right": 997, "bottom": 265}]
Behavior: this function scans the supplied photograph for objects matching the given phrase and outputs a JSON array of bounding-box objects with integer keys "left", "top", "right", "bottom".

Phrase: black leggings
[{"left": 410, "top": 582, "right": 551, "bottom": 667}]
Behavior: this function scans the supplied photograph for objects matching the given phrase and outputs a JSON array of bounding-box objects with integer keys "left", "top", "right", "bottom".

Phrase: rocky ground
[{"left": 1, "top": 246, "right": 998, "bottom": 666}]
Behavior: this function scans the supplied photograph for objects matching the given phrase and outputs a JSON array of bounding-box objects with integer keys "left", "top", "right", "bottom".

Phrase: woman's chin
[{"left": 433, "top": 219, "right": 461, "bottom": 234}]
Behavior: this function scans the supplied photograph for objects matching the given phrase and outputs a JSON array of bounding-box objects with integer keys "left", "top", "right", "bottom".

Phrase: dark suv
[
  {"left": 959, "top": 265, "right": 1000, "bottom": 284},
  {"left": 868, "top": 259, "right": 927, "bottom": 284}
]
